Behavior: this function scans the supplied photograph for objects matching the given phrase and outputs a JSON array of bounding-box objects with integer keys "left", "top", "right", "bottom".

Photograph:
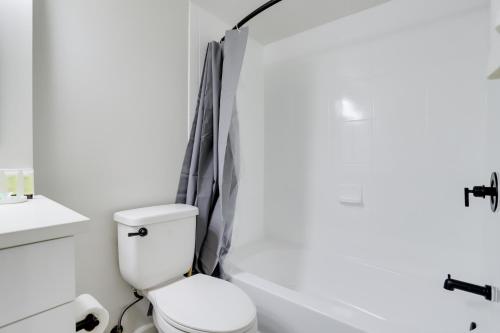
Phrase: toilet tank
[{"left": 114, "top": 204, "right": 199, "bottom": 290}]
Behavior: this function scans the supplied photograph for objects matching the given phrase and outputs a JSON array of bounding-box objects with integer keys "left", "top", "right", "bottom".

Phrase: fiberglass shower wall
[{"left": 263, "top": 0, "right": 493, "bottom": 303}]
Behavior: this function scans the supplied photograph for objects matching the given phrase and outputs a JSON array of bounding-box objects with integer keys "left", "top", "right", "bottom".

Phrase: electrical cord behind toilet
[{"left": 110, "top": 290, "right": 144, "bottom": 333}]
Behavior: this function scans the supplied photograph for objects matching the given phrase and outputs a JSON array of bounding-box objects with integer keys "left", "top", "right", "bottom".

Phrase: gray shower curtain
[{"left": 176, "top": 28, "right": 248, "bottom": 277}]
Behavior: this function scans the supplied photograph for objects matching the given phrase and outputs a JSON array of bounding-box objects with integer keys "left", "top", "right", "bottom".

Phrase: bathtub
[{"left": 225, "top": 239, "right": 492, "bottom": 333}]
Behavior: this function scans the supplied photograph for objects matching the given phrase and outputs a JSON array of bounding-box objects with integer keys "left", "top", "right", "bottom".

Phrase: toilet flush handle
[{"left": 128, "top": 227, "right": 148, "bottom": 237}]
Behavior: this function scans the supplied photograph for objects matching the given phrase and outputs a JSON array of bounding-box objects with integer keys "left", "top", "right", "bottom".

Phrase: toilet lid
[{"left": 151, "top": 274, "right": 256, "bottom": 333}]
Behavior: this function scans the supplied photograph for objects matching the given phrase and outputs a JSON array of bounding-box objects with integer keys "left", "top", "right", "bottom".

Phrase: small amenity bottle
[
  {"left": 16, "top": 171, "right": 24, "bottom": 197},
  {"left": 23, "top": 169, "right": 34, "bottom": 199}
]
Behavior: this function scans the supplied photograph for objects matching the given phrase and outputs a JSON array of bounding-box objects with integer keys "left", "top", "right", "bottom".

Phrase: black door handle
[{"left": 128, "top": 227, "right": 148, "bottom": 237}]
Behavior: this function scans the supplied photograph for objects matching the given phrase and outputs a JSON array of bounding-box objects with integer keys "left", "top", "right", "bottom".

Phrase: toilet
[{"left": 114, "top": 204, "right": 257, "bottom": 333}]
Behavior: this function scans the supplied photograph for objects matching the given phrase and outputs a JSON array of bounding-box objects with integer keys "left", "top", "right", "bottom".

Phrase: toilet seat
[
  {"left": 148, "top": 274, "right": 257, "bottom": 333},
  {"left": 153, "top": 311, "right": 258, "bottom": 333}
]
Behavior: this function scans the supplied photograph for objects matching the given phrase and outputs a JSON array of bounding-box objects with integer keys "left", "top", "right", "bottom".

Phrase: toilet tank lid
[{"left": 114, "top": 204, "right": 199, "bottom": 227}]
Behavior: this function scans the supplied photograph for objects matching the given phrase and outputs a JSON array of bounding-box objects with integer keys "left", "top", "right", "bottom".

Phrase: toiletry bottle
[
  {"left": 16, "top": 170, "right": 25, "bottom": 198},
  {"left": 6, "top": 170, "right": 16, "bottom": 194},
  {"left": 0, "top": 170, "right": 6, "bottom": 197},
  {"left": 23, "top": 169, "right": 34, "bottom": 199}
]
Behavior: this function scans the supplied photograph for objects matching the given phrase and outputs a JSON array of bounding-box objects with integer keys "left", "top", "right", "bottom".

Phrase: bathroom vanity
[{"left": 0, "top": 196, "right": 89, "bottom": 332}]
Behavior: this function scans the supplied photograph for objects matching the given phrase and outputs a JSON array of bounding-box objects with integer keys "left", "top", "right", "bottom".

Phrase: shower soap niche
[{"left": 338, "top": 184, "right": 363, "bottom": 205}]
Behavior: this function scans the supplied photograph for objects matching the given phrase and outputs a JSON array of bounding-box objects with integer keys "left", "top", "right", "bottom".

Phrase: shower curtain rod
[{"left": 221, "top": 0, "right": 283, "bottom": 42}]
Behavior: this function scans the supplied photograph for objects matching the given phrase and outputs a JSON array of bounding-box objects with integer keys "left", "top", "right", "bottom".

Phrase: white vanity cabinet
[{"left": 0, "top": 196, "right": 89, "bottom": 332}]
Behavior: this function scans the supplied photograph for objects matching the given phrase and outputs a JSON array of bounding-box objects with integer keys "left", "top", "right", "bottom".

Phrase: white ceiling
[{"left": 190, "top": 0, "right": 390, "bottom": 44}]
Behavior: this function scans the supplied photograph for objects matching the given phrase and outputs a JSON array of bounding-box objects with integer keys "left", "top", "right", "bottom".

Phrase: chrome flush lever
[{"left": 464, "top": 172, "right": 498, "bottom": 212}]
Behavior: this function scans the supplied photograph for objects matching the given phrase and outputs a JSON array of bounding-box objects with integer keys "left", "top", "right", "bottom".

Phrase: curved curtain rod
[{"left": 220, "top": 0, "right": 284, "bottom": 42}]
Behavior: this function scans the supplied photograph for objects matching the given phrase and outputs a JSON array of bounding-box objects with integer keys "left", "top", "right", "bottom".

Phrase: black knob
[
  {"left": 464, "top": 172, "right": 499, "bottom": 212},
  {"left": 128, "top": 227, "right": 148, "bottom": 237}
]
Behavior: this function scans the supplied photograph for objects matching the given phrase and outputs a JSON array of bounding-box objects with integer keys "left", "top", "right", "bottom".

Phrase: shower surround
[{"left": 191, "top": 0, "right": 500, "bottom": 331}]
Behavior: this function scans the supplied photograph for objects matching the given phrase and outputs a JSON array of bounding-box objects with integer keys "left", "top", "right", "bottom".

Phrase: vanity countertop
[{"left": 0, "top": 195, "right": 89, "bottom": 249}]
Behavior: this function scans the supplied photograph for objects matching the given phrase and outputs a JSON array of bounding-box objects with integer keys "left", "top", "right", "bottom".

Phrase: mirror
[{"left": 0, "top": 0, "right": 33, "bottom": 169}]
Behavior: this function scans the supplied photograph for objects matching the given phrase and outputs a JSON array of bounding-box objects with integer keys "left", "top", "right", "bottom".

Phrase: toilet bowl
[
  {"left": 114, "top": 205, "right": 257, "bottom": 333},
  {"left": 148, "top": 275, "right": 257, "bottom": 333}
]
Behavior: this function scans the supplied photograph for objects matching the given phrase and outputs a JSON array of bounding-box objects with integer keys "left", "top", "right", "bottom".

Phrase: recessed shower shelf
[{"left": 338, "top": 184, "right": 363, "bottom": 205}]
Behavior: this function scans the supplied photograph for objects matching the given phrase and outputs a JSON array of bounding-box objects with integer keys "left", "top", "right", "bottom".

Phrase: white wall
[
  {"left": 263, "top": 0, "right": 499, "bottom": 323},
  {"left": 33, "top": 1, "right": 188, "bottom": 331},
  {"left": 0, "top": 0, "right": 33, "bottom": 169},
  {"left": 189, "top": 3, "right": 266, "bottom": 248}
]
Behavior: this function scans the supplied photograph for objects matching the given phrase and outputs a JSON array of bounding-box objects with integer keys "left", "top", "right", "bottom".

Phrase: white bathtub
[{"left": 225, "top": 239, "right": 492, "bottom": 333}]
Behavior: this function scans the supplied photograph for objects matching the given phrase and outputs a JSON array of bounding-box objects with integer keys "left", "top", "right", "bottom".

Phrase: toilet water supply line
[
  {"left": 110, "top": 290, "right": 144, "bottom": 333},
  {"left": 112, "top": 270, "right": 194, "bottom": 332}
]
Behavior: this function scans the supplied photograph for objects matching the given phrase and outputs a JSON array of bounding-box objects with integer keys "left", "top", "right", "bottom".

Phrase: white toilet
[{"left": 114, "top": 204, "right": 257, "bottom": 333}]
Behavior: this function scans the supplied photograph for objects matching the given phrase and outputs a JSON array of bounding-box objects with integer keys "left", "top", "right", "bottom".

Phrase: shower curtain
[{"left": 176, "top": 28, "right": 248, "bottom": 277}]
